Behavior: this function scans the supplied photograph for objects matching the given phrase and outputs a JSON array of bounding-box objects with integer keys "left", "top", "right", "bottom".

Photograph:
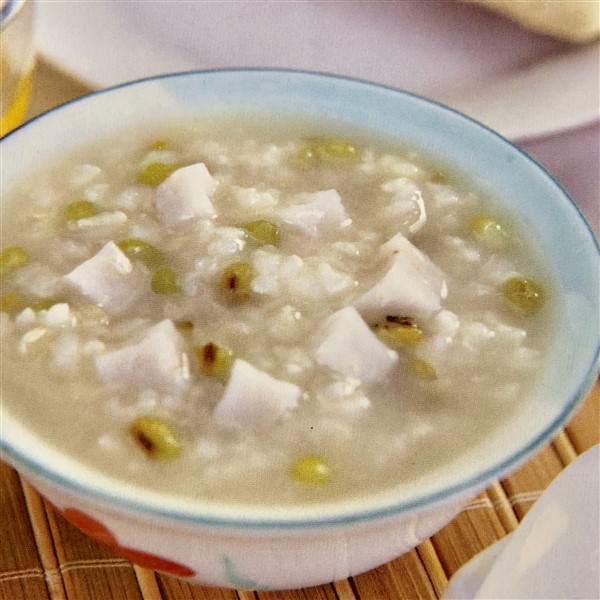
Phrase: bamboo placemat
[{"left": 2, "top": 58, "right": 599, "bottom": 600}]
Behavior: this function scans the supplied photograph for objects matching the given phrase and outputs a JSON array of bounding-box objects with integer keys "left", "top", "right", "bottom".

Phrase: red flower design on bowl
[{"left": 61, "top": 507, "right": 196, "bottom": 578}]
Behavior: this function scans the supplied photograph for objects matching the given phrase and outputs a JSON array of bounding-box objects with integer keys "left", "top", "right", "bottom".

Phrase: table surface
[{"left": 1, "top": 56, "right": 599, "bottom": 600}]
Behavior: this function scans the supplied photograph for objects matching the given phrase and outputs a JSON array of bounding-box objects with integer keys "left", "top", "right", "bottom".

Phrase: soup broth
[{"left": 1, "top": 115, "right": 554, "bottom": 506}]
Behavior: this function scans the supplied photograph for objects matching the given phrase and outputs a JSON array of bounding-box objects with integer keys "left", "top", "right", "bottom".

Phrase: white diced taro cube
[
  {"left": 154, "top": 163, "right": 217, "bottom": 225},
  {"left": 214, "top": 359, "right": 301, "bottom": 428},
  {"left": 95, "top": 319, "right": 190, "bottom": 392},
  {"left": 63, "top": 241, "right": 146, "bottom": 315},
  {"left": 380, "top": 233, "right": 447, "bottom": 280},
  {"left": 354, "top": 233, "right": 447, "bottom": 322},
  {"left": 315, "top": 306, "right": 398, "bottom": 382},
  {"left": 280, "top": 189, "right": 350, "bottom": 235}
]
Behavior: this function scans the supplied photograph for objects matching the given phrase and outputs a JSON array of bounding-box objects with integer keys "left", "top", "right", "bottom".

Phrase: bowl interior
[{"left": 1, "top": 69, "right": 598, "bottom": 527}]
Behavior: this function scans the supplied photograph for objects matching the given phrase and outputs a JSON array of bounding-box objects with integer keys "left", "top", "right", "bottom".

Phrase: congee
[{"left": 1, "top": 115, "right": 554, "bottom": 506}]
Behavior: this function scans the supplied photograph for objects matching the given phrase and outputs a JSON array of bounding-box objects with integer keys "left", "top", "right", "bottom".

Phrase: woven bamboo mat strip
[
  {"left": 566, "top": 381, "right": 599, "bottom": 453},
  {"left": 0, "top": 464, "right": 50, "bottom": 600},
  {"left": 44, "top": 504, "right": 143, "bottom": 600},
  {"left": 155, "top": 573, "right": 240, "bottom": 600},
  {"left": 258, "top": 586, "right": 338, "bottom": 600},
  {"left": 20, "top": 480, "right": 68, "bottom": 600},
  {"left": 415, "top": 540, "right": 448, "bottom": 598},
  {"left": 1, "top": 381, "right": 598, "bottom": 600},
  {"left": 500, "top": 445, "right": 564, "bottom": 521},
  {"left": 429, "top": 490, "right": 507, "bottom": 578},
  {"left": 135, "top": 566, "right": 164, "bottom": 600},
  {"left": 552, "top": 431, "right": 578, "bottom": 466},
  {"left": 351, "top": 550, "right": 438, "bottom": 599}
]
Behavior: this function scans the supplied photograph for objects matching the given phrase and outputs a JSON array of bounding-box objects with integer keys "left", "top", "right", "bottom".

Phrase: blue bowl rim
[
  {"left": 1, "top": 67, "right": 599, "bottom": 529},
  {"left": 0, "top": 0, "right": 25, "bottom": 28},
  {"left": 1, "top": 0, "right": 15, "bottom": 23}
]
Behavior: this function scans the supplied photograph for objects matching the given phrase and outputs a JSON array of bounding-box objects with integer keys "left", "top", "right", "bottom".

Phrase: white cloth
[{"left": 443, "top": 444, "right": 600, "bottom": 599}]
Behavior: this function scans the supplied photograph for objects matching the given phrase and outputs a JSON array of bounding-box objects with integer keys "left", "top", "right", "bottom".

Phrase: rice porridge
[{"left": 0, "top": 116, "right": 553, "bottom": 506}]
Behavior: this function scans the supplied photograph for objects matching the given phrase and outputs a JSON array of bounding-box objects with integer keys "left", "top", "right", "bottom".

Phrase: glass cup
[{"left": 1, "top": 0, "right": 35, "bottom": 137}]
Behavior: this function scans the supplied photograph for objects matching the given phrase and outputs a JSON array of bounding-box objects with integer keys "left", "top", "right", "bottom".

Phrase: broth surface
[{"left": 1, "top": 116, "right": 554, "bottom": 506}]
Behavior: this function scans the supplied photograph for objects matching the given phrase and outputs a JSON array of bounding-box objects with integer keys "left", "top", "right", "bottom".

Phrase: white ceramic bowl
[{"left": 1, "top": 70, "right": 599, "bottom": 590}]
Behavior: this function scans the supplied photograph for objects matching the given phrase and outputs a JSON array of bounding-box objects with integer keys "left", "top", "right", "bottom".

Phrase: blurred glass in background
[{"left": 1, "top": 0, "right": 35, "bottom": 137}]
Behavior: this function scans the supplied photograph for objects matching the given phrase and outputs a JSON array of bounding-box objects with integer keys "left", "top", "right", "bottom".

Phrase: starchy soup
[{"left": 1, "top": 116, "right": 554, "bottom": 506}]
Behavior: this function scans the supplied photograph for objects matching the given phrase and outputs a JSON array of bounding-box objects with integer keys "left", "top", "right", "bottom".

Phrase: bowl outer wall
[{"left": 1, "top": 69, "right": 599, "bottom": 529}]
